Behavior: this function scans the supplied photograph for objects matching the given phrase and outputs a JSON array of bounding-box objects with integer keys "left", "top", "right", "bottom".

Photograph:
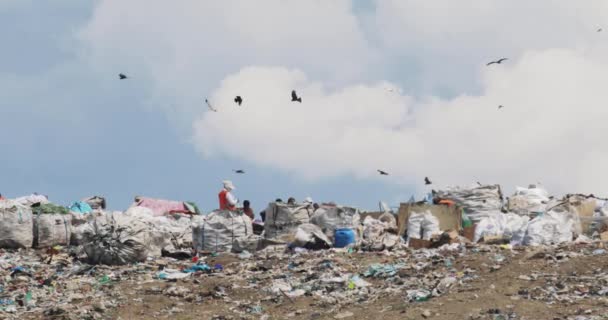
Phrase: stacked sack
[{"left": 435, "top": 184, "right": 503, "bottom": 223}]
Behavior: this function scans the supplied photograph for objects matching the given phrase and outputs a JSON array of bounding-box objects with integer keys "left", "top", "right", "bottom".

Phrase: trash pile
[{"left": 1, "top": 187, "right": 608, "bottom": 319}]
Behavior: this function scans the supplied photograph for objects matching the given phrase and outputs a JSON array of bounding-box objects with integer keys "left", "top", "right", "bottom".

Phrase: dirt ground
[{"left": 109, "top": 245, "right": 608, "bottom": 320}]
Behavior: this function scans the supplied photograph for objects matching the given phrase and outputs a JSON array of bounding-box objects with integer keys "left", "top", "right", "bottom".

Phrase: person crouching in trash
[{"left": 218, "top": 180, "right": 238, "bottom": 211}]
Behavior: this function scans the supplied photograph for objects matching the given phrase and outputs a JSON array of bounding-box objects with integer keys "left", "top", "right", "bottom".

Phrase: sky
[{"left": 2, "top": 1, "right": 608, "bottom": 213}]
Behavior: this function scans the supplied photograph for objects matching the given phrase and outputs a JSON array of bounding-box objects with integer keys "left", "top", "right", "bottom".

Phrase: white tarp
[
  {"left": 0, "top": 200, "right": 34, "bottom": 249},
  {"left": 361, "top": 213, "right": 400, "bottom": 251},
  {"left": 435, "top": 185, "right": 503, "bottom": 223},
  {"left": 196, "top": 210, "right": 253, "bottom": 253},
  {"left": 264, "top": 203, "right": 312, "bottom": 241},
  {"left": 407, "top": 210, "right": 440, "bottom": 240},
  {"left": 33, "top": 213, "right": 72, "bottom": 248},
  {"left": 310, "top": 205, "right": 360, "bottom": 240}
]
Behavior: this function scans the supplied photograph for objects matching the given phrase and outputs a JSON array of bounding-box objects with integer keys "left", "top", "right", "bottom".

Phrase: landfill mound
[{"left": 2, "top": 242, "right": 608, "bottom": 320}]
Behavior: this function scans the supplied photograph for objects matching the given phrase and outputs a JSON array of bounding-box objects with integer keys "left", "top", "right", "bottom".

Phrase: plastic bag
[
  {"left": 408, "top": 210, "right": 440, "bottom": 240},
  {"left": 523, "top": 210, "right": 578, "bottom": 246}
]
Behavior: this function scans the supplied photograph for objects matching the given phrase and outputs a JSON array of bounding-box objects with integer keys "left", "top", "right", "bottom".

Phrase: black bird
[
  {"left": 291, "top": 90, "right": 302, "bottom": 103},
  {"left": 498, "top": 105, "right": 504, "bottom": 110},
  {"left": 377, "top": 170, "right": 389, "bottom": 176},
  {"left": 119, "top": 73, "right": 128, "bottom": 80},
  {"left": 233, "top": 169, "right": 245, "bottom": 174},
  {"left": 205, "top": 99, "right": 217, "bottom": 112},
  {"left": 424, "top": 177, "right": 432, "bottom": 185},
  {"left": 486, "top": 58, "right": 508, "bottom": 66},
  {"left": 234, "top": 96, "right": 243, "bottom": 106}
]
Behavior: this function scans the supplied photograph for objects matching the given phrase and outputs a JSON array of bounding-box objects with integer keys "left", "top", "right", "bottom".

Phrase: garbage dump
[{"left": 2, "top": 186, "right": 608, "bottom": 319}]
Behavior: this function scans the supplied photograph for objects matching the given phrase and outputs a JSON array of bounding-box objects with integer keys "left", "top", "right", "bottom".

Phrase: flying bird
[
  {"left": 598, "top": 28, "right": 603, "bottom": 32},
  {"left": 119, "top": 73, "right": 128, "bottom": 80},
  {"left": 233, "top": 169, "right": 245, "bottom": 174},
  {"left": 486, "top": 58, "right": 508, "bottom": 66},
  {"left": 498, "top": 105, "right": 504, "bottom": 110},
  {"left": 424, "top": 177, "right": 432, "bottom": 185},
  {"left": 291, "top": 90, "right": 302, "bottom": 103},
  {"left": 377, "top": 170, "right": 389, "bottom": 176},
  {"left": 234, "top": 96, "right": 243, "bottom": 106},
  {"left": 205, "top": 99, "right": 217, "bottom": 112}
]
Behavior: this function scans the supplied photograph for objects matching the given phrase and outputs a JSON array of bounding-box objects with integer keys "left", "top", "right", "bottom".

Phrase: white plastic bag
[
  {"left": 198, "top": 210, "right": 253, "bottom": 253},
  {"left": 408, "top": 210, "right": 440, "bottom": 240}
]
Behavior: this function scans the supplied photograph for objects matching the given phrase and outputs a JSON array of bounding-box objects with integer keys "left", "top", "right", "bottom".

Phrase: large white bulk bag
[
  {"left": 197, "top": 210, "right": 253, "bottom": 253},
  {"left": 81, "top": 210, "right": 176, "bottom": 265},
  {"left": 264, "top": 203, "right": 312, "bottom": 241},
  {"left": 523, "top": 210, "right": 578, "bottom": 246},
  {"left": 435, "top": 185, "right": 503, "bottom": 223},
  {"left": 33, "top": 213, "right": 72, "bottom": 248},
  {"left": 0, "top": 201, "right": 33, "bottom": 249}
]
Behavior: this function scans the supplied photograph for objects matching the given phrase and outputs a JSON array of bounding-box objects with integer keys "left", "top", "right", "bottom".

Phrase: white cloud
[
  {"left": 78, "top": 0, "right": 377, "bottom": 125},
  {"left": 77, "top": 1, "right": 608, "bottom": 196},
  {"left": 371, "top": 0, "right": 608, "bottom": 94},
  {"left": 194, "top": 47, "right": 608, "bottom": 195}
]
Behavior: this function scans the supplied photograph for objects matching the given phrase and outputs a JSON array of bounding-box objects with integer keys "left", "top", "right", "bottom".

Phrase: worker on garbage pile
[
  {"left": 0, "top": 193, "right": 5, "bottom": 200},
  {"left": 218, "top": 180, "right": 238, "bottom": 210},
  {"left": 242, "top": 200, "right": 254, "bottom": 220},
  {"left": 287, "top": 197, "right": 296, "bottom": 205}
]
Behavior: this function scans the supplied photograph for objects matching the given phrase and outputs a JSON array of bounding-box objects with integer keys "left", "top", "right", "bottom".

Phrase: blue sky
[
  {"left": 3, "top": 1, "right": 608, "bottom": 212},
  {"left": 0, "top": 1, "right": 411, "bottom": 212}
]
